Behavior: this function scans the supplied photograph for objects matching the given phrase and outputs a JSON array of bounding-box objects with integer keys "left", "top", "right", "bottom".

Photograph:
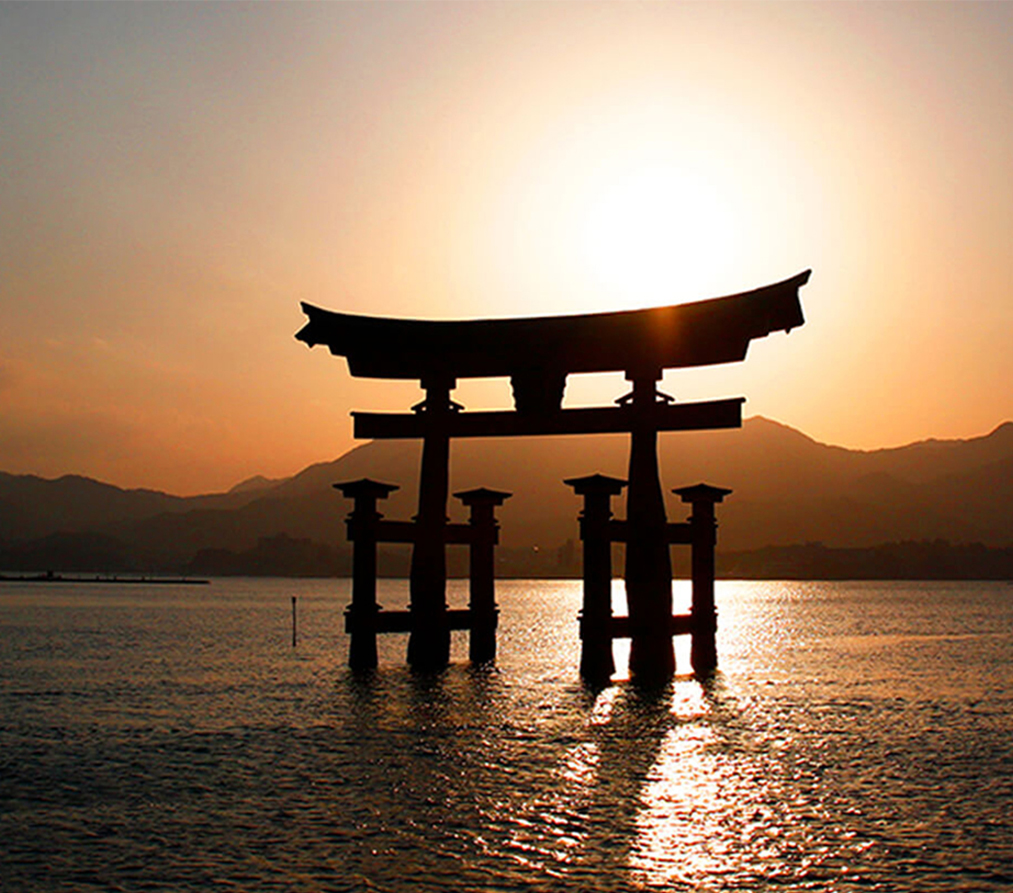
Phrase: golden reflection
[
  {"left": 628, "top": 680, "right": 739, "bottom": 888},
  {"left": 556, "top": 686, "right": 618, "bottom": 785},
  {"left": 556, "top": 740, "right": 600, "bottom": 787},
  {"left": 667, "top": 680, "right": 712, "bottom": 721},
  {"left": 589, "top": 684, "right": 621, "bottom": 726},
  {"left": 629, "top": 729, "right": 728, "bottom": 884}
]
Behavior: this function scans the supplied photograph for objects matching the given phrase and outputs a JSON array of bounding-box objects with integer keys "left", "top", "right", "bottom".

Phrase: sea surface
[{"left": 1, "top": 578, "right": 1011, "bottom": 892}]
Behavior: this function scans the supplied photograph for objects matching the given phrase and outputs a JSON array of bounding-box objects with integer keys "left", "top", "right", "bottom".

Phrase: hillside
[{"left": 1, "top": 417, "right": 1010, "bottom": 574}]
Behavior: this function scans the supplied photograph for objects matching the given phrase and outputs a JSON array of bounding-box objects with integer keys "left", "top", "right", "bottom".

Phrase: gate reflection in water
[{"left": 1, "top": 578, "right": 1011, "bottom": 892}]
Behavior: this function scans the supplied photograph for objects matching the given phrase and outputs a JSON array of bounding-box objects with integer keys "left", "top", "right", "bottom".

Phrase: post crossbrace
[
  {"left": 346, "top": 607, "right": 478, "bottom": 634},
  {"left": 604, "top": 614, "right": 694, "bottom": 639}
]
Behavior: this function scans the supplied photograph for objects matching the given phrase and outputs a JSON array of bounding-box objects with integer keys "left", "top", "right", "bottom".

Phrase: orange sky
[{"left": 2, "top": 2, "right": 1011, "bottom": 495}]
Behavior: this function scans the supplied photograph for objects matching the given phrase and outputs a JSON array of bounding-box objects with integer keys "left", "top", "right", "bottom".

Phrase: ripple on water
[{"left": 1, "top": 579, "right": 1011, "bottom": 891}]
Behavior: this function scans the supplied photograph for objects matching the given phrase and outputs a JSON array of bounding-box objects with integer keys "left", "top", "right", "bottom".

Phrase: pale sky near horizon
[{"left": 2, "top": 2, "right": 1011, "bottom": 495}]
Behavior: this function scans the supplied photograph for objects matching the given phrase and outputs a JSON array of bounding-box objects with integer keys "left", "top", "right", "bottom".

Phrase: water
[{"left": 2, "top": 579, "right": 1011, "bottom": 891}]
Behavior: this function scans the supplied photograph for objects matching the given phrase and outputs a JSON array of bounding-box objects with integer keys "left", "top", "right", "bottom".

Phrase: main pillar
[
  {"left": 565, "top": 474, "right": 627, "bottom": 684},
  {"left": 673, "top": 483, "right": 732, "bottom": 677},
  {"left": 624, "top": 371, "right": 675, "bottom": 682},
  {"left": 455, "top": 487, "right": 511, "bottom": 664},
  {"left": 334, "top": 478, "right": 399, "bottom": 670},
  {"left": 407, "top": 376, "right": 456, "bottom": 670}
]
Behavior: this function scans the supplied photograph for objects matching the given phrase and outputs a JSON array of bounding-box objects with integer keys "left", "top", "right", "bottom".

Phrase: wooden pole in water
[
  {"left": 335, "top": 478, "right": 399, "bottom": 669},
  {"left": 565, "top": 473, "right": 627, "bottom": 685},
  {"left": 673, "top": 483, "right": 732, "bottom": 677},
  {"left": 455, "top": 487, "right": 512, "bottom": 664},
  {"left": 291, "top": 595, "right": 297, "bottom": 648}
]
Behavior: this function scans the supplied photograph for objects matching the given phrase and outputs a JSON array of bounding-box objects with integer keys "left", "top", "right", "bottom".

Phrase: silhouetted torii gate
[{"left": 297, "top": 269, "right": 809, "bottom": 679}]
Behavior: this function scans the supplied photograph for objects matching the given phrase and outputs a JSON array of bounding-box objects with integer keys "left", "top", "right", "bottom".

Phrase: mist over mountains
[{"left": 1, "top": 417, "right": 1011, "bottom": 577}]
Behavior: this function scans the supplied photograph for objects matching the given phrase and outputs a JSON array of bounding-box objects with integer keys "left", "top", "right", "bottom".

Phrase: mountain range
[{"left": 1, "top": 417, "right": 1011, "bottom": 576}]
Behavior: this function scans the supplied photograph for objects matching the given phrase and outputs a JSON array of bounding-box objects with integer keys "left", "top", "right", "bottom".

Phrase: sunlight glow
[{"left": 579, "top": 165, "right": 740, "bottom": 307}]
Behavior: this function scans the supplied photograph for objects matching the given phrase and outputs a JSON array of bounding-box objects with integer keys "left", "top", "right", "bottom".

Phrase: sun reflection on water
[
  {"left": 630, "top": 722, "right": 736, "bottom": 887},
  {"left": 622, "top": 674, "right": 883, "bottom": 891},
  {"left": 590, "top": 684, "right": 621, "bottom": 726}
]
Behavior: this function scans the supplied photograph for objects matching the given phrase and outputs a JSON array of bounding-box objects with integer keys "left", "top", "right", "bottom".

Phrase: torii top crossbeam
[{"left": 295, "top": 270, "right": 810, "bottom": 389}]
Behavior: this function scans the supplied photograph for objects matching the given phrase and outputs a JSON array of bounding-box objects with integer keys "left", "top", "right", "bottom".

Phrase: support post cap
[
  {"left": 672, "top": 483, "right": 732, "bottom": 504},
  {"left": 454, "top": 487, "right": 512, "bottom": 506},
  {"left": 333, "top": 478, "right": 400, "bottom": 499},
  {"left": 564, "top": 473, "right": 628, "bottom": 495}
]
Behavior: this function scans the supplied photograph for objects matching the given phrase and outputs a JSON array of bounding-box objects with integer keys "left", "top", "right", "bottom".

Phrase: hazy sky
[{"left": 2, "top": 2, "right": 1011, "bottom": 494}]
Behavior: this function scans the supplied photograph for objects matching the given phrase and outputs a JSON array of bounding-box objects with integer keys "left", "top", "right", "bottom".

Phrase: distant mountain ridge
[
  {"left": 1, "top": 417, "right": 1010, "bottom": 574},
  {"left": 0, "top": 470, "right": 271, "bottom": 544},
  {"left": 227, "top": 475, "right": 285, "bottom": 495}
]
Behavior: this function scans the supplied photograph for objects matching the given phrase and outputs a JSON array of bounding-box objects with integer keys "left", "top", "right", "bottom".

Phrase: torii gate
[{"left": 297, "top": 270, "right": 809, "bottom": 679}]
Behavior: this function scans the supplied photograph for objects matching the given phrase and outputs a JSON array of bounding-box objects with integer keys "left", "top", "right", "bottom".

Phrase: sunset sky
[{"left": 2, "top": 2, "right": 1011, "bottom": 495}]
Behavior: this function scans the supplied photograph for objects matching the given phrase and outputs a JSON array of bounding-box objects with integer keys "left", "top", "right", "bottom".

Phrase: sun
[{"left": 578, "top": 165, "right": 738, "bottom": 307}]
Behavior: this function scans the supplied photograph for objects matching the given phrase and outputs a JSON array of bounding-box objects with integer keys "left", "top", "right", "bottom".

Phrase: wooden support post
[
  {"left": 673, "top": 483, "right": 732, "bottom": 677},
  {"left": 408, "top": 376, "right": 456, "bottom": 671},
  {"left": 334, "top": 478, "right": 399, "bottom": 670},
  {"left": 566, "top": 474, "right": 627, "bottom": 684},
  {"left": 455, "top": 487, "right": 512, "bottom": 664},
  {"left": 624, "top": 371, "right": 675, "bottom": 682}
]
